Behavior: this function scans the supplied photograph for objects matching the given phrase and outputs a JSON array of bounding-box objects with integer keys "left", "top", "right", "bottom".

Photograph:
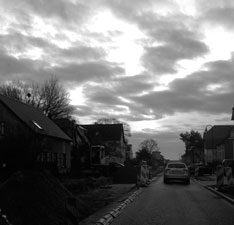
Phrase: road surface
[{"left": 111, "top": 176, "right": 234, "bottom": 225}]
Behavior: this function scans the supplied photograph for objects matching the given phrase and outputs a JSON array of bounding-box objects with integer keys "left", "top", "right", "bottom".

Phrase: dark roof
[
  {"left": 0, "top": 94, "right": 71, "bottom": 141},
  {"left": 204, "top": 125, "right": 234, "bottom": 149},
  {"left": 53, "top": 118, "right": 75, "bottom": 138},
  {"left": 76, "top": 125, "right": 90, "bottom": 145},
  {"left": 53, "top": 118, "right": 90, "bottom": 145},
  {"left": 80, "top": 124, "right": 124, "bottom": 144}
]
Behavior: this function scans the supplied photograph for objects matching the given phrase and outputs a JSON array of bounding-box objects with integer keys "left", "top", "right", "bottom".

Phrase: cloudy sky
[{"left": 1, "top": 0, "right": 234, "bottom": 159}]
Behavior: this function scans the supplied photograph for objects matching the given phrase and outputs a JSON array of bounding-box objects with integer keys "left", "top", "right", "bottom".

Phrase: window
[
  {"left": 31, "top": 120, "right": 43, "bottom": 130},
  {"left": 0, "top": 122, "right": 5, "bottom": 136},
  {"left": 57, "top": 153, "right": 67, "bottom": 169},
  {"left": 62, "top": 153, "right": 66, "bottom": 168}
]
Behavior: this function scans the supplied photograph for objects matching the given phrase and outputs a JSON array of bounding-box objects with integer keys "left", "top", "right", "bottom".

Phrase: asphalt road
[{"left": 111, "top": 176, "right": 234, "bottom": 225}]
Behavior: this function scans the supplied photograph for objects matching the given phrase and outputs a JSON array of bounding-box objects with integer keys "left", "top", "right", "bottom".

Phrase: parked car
[
  {"left": 222, "top": 159, "right": 234, "bottom": 175},
  {"left": 188, "top": 164, "right": 196, "bottom": 176},
  {"left": 198, "top": 164, "right": 212, "bottom": 175},
  {"left": 188, "top": 163, "right": 212, "bottom": 176},
  {"left": 164, "top": 162, "right": 190, "bottom": 184}
]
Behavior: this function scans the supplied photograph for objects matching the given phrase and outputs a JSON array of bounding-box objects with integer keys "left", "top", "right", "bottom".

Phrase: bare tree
[
  {"left": 0, "top": 76, "right": 74, "bottom": 119},
  {"left": 40, "top": 77, "right": 74, "bottom": 119},
  {"left": 139, "top": 138, "right": 160, "bottom": 153},
  {"left": 0, "top": 80, "right": 27, "bottom": 101}
]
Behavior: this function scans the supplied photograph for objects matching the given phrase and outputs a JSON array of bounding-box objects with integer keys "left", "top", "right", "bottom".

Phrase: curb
[
  {"left": 95, "top": 188, "right": 142, "bottom": 225},
  {"left": 204, "top": 186, "right": 234, "bottom": 205},
  {"left": 192, "top": 178, "right": 234, "bottom": 205}
]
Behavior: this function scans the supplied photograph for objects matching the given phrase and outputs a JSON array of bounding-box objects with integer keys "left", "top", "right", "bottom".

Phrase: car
[
  {"left": 164, "top": 162, "right": 190, "bottom": 184},
  {"left": 198, "top": 164, "right": 212, "bottom": 175},
  {"left": 188, "top": 164, "right": 196, "bottom": 176},
  {"left": 188, "top": 163, "right": 212, "bottom": 176}
]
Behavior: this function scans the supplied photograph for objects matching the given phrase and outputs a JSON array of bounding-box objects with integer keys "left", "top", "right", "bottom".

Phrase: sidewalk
[{"left": 193, "top": 175, "right": 234, "bottom": 204}]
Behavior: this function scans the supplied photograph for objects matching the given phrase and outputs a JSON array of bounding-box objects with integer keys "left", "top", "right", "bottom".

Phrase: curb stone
[
  {"left": 95, "top": 188, "right": 142, "bottom": 225},
  {"left": 204, "top": 185, "right": 234, "bottom": 205},
  {"left": 192, "top": 178, "right": 234, "bottom": 205}
]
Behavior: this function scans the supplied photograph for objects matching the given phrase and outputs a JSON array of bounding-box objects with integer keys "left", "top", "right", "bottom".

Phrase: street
[{"left": 111, "top": 177, "right": 234, "bottom": 225}]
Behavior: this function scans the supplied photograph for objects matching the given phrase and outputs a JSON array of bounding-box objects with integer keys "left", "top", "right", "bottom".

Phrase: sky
[{"left": 1, "top": 0, "right": 234, "bottom": 160}]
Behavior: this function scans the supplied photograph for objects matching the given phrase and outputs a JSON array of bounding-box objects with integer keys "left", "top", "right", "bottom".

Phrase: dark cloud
[
  {"left": 79, "top": 79, "right": 159, "bottom": 122},
  {"left": 139, "top": 15, "right": 209, "bottom": 74},
  {"left": 0, "top": 28, "right": 120, "bottom": 84},
  {"left": 61, "top": 46, "right": 105, "bottom": 61},
  {"left": 54, "top": 61, "right": 125, "bottom": 84},
  {"left": 0, "top": 52, "right": 51, "bottom": 82},
  {"left": 195, "top": 0, "right": 234, "bottom": 28},
  {"left": 71, "top": 53, "right": 234, "bottom": 124},
  {"left": 129, "top": 55, "right": 234, "bottom": 118},
  {"left": 1, "top": 0, "right": 91, "bottom": 25},
  {"left": 112, "top": 74, "right": 156, "bottom": 95},
  {"left": 0, "top": 29, "right": 105, "bottom": 62},
  {"left": 204, "top": 7, "right": 234, "bottom": 28},
  {"left": 104, "top": 0, "right": 175, "bottom": 22},
  {"left": 83, "top": 85, "right": 122, "bottom": 105}
]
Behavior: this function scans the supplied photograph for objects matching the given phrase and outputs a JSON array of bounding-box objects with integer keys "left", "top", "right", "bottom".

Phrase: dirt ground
[{"left": 0, "top": 171, "right": 136, "bottom": 225}]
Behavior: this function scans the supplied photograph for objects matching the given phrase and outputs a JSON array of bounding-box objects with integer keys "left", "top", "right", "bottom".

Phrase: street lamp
[{"left": 231, "top": 107, "right": 234, "bottom": 123}]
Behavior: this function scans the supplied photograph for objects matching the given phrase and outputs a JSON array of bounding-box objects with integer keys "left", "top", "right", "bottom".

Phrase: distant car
[
  {"left": 198, "top": 164, "right": 212, "bottom": 175},
  {"left": 164, "top": 162, "right": 190, "bottom": 184},
  {"left": 188, "top": 164, "right": 196, "bottom": 176}
]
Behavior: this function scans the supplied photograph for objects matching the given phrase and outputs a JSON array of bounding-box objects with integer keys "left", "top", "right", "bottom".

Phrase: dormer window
[
  {"left": 0, "top": 122, "right": 5, "bottom": 136},
  {"left": 32, "top": 120, "right": 43, "bottom": 130}
]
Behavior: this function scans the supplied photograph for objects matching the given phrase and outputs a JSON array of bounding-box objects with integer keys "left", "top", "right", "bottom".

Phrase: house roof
[
  {"left": 0, "top": 94, "right": 71, "bottom": 141},
  {"left": 80, "top": 124, "right": 125, "bottom": 144},
  {"left": 76, "top": 125, "right": 90, "bottom": 145},
  {"left": 53, "top": 118, "right": 90, "bottom": 145},
  {"left": 204, "top": 125, "right": 234, "bottom": 149}
]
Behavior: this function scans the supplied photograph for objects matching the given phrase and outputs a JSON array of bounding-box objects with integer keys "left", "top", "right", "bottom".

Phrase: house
[
  {"left": 53, "top": 118, "right": 91, "bottom": 170},
  {"left": 203, "top": 125, "right": 234, "bottom": 165},
  {"left": 81, "top": 124, "right": 127, "bottom": 165},
  {"left": 0, "top": 94, "right": 72, "bottom": 174}
]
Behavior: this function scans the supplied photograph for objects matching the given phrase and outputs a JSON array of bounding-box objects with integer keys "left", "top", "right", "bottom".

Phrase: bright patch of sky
[
  {"left": 70, "top": 86, "right": 86, "bottom": 105},
  {"left": 174, "top": 0, "right": 197, "bottom": 16},
  {"left": 86, "top": 10, "right": 145, "bottom": 75},
  {"left": 203, "top": 26, "right": 234, "bottom": 61}
]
